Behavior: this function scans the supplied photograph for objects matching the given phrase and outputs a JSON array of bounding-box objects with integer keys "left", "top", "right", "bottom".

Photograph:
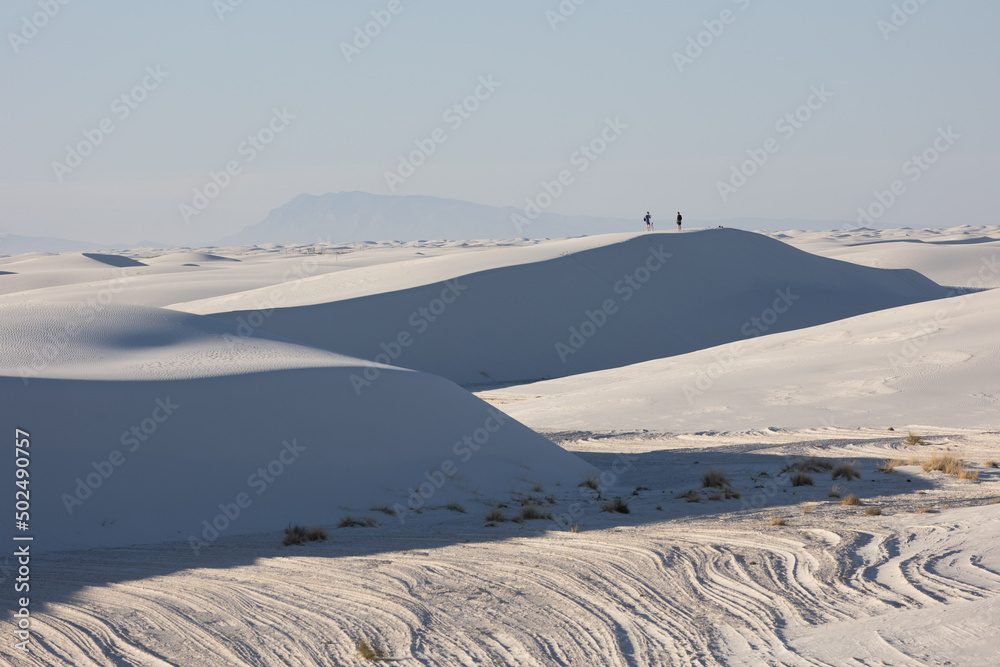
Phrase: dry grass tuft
[
  {"left": 338, "top": 516, "right": 377, "bottom": 528},
  {"left": 678, "top": 489, "right": 702, "bottom": 503},
  {"left": 841, "top": 494, "right": 862, "bottom": 506},
  {"left": 356, "top": 638, "right": 389, "bottom": 661},
  {"left": 600, "top": 497, "right": 630, "bottom": 514},
  {"left": 918, "top": 506, "right": 934, "bottom": 514},
  {"left": 579, "top": 476, "right": 599, "bottom": 491},
  {"left": 283, "top": 524, "right": 328, "bottom": 545},
  {"left": 801, "top": 503, "right": 815, "bottom": 514},
  {"left": 769, "top": 513, "right": 787, "bottom": 526},
  {"left": 877, "top": 459, "right": 903, "bottom": 473},
  {"left": 864, "top": 507, "right": 883, "bottom": 516},
  {"left": 832, "top": 462, "right": 862, "bottom": 481},
  {"left": 904, "top": 432, "right": 926, "bottom": 446},
  {"left": 702, "top": 468, "right": 730, "bottom": 488},
  {"left": 790, "top": 472, "right": 814, "bottom": 487},
  {"left": 921, "top": 453, "right": 979, "bottom": 481},
  {"left": 570, "top": 524, "right": 579, "bottom": 533},
  {"left": 444, "top": 502, "right": 466, "bottom": 513},
  {"left": 828, "top": 485, "right": 845, "bottom": 499},
  {"left": 984, "top": 459, "right": 998, "bottom": 468},
  {"left": 485, "top": 508, "right": 507, "bottom": 523},
  {"left": 724, "top": 487, "right": 741, "bottom": 499},
  {"left": 371, "top": 505, "right": 396, "bottom": 516},
  {"left": 519, "top": 505, "right": 554, "bottom": 521},
  {"left": 782, "top": 457, "right": 834, "bottom": 474}
]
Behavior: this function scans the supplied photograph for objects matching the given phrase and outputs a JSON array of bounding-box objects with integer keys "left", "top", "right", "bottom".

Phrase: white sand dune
[
  {"left": 172, "top": 230, "right": 949, "bottom": 386},
  {"left": 0, "top": 302, "right": 595, "bottom": 553}
]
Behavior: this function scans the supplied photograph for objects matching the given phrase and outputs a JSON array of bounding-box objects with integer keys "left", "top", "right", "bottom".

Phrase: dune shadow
[{"left": 81, "top": 252, "right": 147, "bottom": 267}]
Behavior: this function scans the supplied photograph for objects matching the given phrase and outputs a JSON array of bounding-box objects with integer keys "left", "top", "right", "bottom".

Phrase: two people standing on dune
[{"left": 643, "top": 211, "right": 682, "bottom": 231}]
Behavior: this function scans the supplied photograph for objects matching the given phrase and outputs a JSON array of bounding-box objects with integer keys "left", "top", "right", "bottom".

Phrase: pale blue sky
[{"left": 1, "top": 0, "right": 997, "bottom": 244}]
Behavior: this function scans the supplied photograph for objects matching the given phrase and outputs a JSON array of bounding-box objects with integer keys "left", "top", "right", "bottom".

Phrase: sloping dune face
[
  {"left": 176, "top": 229, "right": 950, "bottom": 385},
  {"left": 0, "top": 303, "right": 595, "bottom": 552}
]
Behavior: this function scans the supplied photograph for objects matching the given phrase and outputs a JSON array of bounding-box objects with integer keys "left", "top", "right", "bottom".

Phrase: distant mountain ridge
[{"left": 215, "top": 191, "right": 640, "bottom": 245}]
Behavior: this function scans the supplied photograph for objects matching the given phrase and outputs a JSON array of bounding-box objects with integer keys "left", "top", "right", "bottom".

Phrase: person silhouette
[
  {"left": 644, "top": 212, "right": 651, "bottom": 231},
  {"left": 676, "top": 211, "right": 682, "bottom": 231}
]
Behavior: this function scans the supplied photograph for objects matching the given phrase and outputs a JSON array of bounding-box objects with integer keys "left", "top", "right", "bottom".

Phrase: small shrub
[
  {"left": 864, "top": 507, "right": 882, "bottom": 516},
  {"left": 533, "top": 483, "right": 544, "bottom": 493},
  {"left": 600, "top": 497, "right": 630, "bottom": 514},
  {"left": 338, "top": 516, "right": 378, "bottom": 528},
  {"left": 702, "top": 468, "right": 729, "bottom": 488},
  {"left": 790, "top": 472, "right": 814, "bottom": 487},
  {"left": 918, "top": 506, "right": 934, "bottom": 513},
  {"left": 828, "top": 485, "right": 845, "bottom": 498},
  {"left": 678, "top": 489, "right": 702, "bottom": 503},
  {"left": 724, "top": 487, "right": 741, "bottom": 500},
  {"left": 445, "top": 502, "right": 466, "bottom": 513},
  {"left": 485, "top": 509, "right": 507, "bottom": 523},
  {"left": 579, "top": 477, "right": 599, "bottom": 491},
  {"left": 832, "top": 462, "right": 862, "bottom": 481},
  {"left": 283, "top": 524, "right": 328, "bottom": 546},
  {"left": 842, "top": 494, "right": 861, "bottom": 506},
  {"left": 519, "top": 495, "right": 539, "bottom": 506},
  {"left": 708, "top": 491, "right": 723, "bottom": 501},
  {"left": 770, "top": 514, "right": 787, "bottom": 526},
  {"left": 356, "top": 638, "right": 389, "bottom": 661},
  {"left": 984, "top": 460, "right": 998, "bottom": 468},
  {"left": 904, "top": 432, "right": 926, "bottom": 446},
  {"left": 371, "top": 505, "right": 396, "bottom": 516},
  {"left": 519, "top": 505, "right": 553, "bottom": 521},
  {"left": 655, "top": 505, "right": 662, "bottom": 511}
]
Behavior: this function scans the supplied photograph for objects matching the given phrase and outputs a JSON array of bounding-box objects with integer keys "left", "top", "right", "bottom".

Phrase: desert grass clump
[
  {"left": 790, "top": 472, "right": 814, "bottom": 487},
  {"left": 519, "top": 505, "right": 554, "bottom": 521},
  {"left": 877, "top": 459, "right": 903, "bottom": 473},
  {"left": 769, "top": 513, "right": 787, "bottom": 526},
  {"left": 338, "top": 516, "right": 378, "bottom": 528},
  {"left": 678, "top": 489, "right": 702, "bottom": 503},
  {"left": 921, "top": 452, "right": 977, "bottom": 480},
  {"left": 918, "top": 506, "right": 935, "bottom": 514},
  {"left": 832, "top": 462, "right": 862, "bottom": 481},
  {"left": 283, "top": 524, "right": 328, "bottom": 546},
  {"left": 782, "top": 457, "right": 833, "bottom": 474},
  {"left": 958, "top": 467, "right": 979, "bottom": 482},
  {"left": 841, "top": 493, "right": 862, "bottom": 506},
  {"left": 724, "top": 487, "right": 741, "bottom": 499},
  {"left": 864, "top": 507, "right": 883, "bottom": 516},
  {"left": 579, "top": 476, "right": 599, "bottom": 491},
  {"left": 600, "top": 497, "right": 630, "bottom": 514},
  {"left": 485, "top": 508, "right": 507, "bottom": 523},
  {"left": 828, "top": 485, "right": 845, "bottom": 499},
  {"left": 708, "top": 491, "right": 723, "bottom": 501},
  {"left": 356, "top": 638, "right": 389, "bottom": 661},
  {"left": 445, "top": 501, "right": 466, "bottom": 513},
  {"left": 904, "top": 432, "right": 926, "bottom": 447},
  {"left": 702, "top": 468, "right": 730, "bottom": 489},
  {"left": 984, "top": 460, "right": 998, "bottom": 468},
  {"left": 570, "top": 524, "right": 579, "bottom": 533},
  {"left": 371, "top": 505, "right": 396, "bottom": 516},
  {"left": 801, "top": 503, "right": 815, "bottom": 514}
]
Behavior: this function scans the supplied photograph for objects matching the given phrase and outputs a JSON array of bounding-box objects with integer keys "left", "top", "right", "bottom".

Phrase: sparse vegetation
[
  {"left": 570, "top": 524, "right": 579, "bottom": 533},
  {"left": 579, "top": 476, "right": 599, "bottom": 491},
  {"left": 801, "top": 503, "right": 815, "bottom": 514},
  {"left": 782, "top": 457, "right": 833, "bottom": 474},
  {"left": 984, "top": 460, "right": 998, "bottom": 468},
  {"left": 842, "top": 494, "right": 861, "bottom": 506},
  {"left": 832, "top": 462, "right": 862, "bottom": 481},
  {"left": 533, "top": 483, "right": 545, "bottom": 493},
  {"left": 904, "top": 432, "right": 926, "bottom": 446},
  {"left": 708, "top": 491, "right": 723, "bottom": 501},
  {"left": 600, "top": 497, "right": 630, "bottom": 514},
  {"left": 338, "top": 516, "right": 378, "bottom": 528},
  {"left": 678, "top": 489, "right": 702, "bottom": 503},
  {"left": 702, "top": 468, "right": 730, "bottom": 488},
  {"left": 486, "top": 509, "right": 507, "bottom": 523},
  {"left": 371, "top": 505, "right": 396, "bottom": 516},
  {"left": 828, "top": 485, "right": 845, "bottom": 499},
  {"left": 918, "top": 506, "right": 935, "bottom": 514},
  {"left": 724, "top": 487, "right": 741, "bottom": 500},
  {"left": 790, "top": 472, "right": 814, "bottom": 487},
  {"left": 655, "top": 505, "right": 662, "bottom": 511},
  {"left": 877, "top": 459, "right": 903, "bottom": 473},
  {"left": 770, "top": 513, "right": 787, "bottom": 526},
  {"left": 518, "top": 505, "right": 554, "bottom": 521},
  {"left": 283, "top": 524, "right": 328, "bottom": 546},
  {"left": 445, "top": 502, "right": 466, "bottom": 513},
  {"left": 864, "top": 507, "right": 883, "bottom": 516},
  {"left": 632, "top": 485, "right": 650, "bottom": 496},
  {"left": 921, "top": 452, "right": 979, "bottom": 480},
  {"left": 356, "top": 638, "right": 389, "bottom": 661}
]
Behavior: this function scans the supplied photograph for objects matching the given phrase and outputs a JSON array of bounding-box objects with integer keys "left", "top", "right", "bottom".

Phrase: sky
[{"left": 1, "top": 0, "right": 998, "bottom": 245}]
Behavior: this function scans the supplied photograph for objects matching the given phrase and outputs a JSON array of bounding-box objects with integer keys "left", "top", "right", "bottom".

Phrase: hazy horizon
[{"left": 2, "top": 1, "right": 997, "bottom": 245}]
